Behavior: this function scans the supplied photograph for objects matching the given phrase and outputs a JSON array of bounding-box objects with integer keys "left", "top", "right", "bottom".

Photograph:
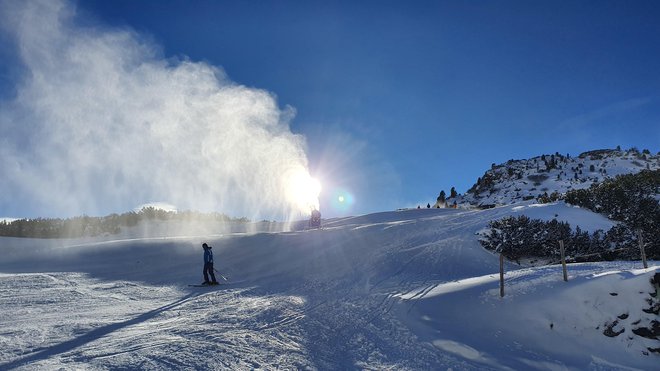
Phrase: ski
[{"left": 188, "top": 283, "right": 223, "bottom": 287}]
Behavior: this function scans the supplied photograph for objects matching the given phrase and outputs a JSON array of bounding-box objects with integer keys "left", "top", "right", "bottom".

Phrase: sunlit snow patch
[
  {"left": 398, "top": 274, "right": 500, "bottom": 300},
  {"left": 432, "top": 340, "right": 510, "bottom": 370},
  {"left": 134, "top": 202, "right": 178, "bottom": 212}
]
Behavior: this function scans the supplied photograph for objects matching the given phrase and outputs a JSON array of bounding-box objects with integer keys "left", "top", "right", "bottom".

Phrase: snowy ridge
[
  {"left": 457, "top": 148, "right": 659, "bottom": 207},
  {"left": 1, "top": 204, "right": 657, "bottom": 370}
]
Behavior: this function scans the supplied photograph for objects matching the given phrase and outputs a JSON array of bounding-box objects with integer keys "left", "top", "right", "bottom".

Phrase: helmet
[{"left": 202, "top": 243, "right": 208, "bottom": 248}]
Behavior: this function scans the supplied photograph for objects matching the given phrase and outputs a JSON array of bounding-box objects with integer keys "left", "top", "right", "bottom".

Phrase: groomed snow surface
[{"left": 1, "top": 203, "right": 657, "bottom": 370}]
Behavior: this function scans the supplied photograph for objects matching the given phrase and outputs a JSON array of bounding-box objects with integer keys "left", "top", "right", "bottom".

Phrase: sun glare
[{"left": 285, "top": 169, "right": 321, "bottom": 214}]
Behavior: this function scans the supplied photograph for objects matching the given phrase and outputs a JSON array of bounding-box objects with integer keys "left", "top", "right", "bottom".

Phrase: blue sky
[{"left": 1, "top": 0, "right": 659, "bottom": 219}]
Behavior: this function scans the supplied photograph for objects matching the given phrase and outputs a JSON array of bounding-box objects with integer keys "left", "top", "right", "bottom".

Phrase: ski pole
[{"left": 213, "top": 268, "right": 228, "bottom": 281}]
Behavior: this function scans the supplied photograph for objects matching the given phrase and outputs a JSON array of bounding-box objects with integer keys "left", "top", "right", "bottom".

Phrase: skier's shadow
[{"left": 0, "top": 293, "right": 198, "bottom": 370}]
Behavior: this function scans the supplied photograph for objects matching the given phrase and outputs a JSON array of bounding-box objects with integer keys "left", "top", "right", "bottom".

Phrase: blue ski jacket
[{"left": 204, "top": 247, "right": 213, "bottom": 264}]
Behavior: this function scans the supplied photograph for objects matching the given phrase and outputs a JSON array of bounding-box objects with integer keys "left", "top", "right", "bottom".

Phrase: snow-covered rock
[{"left": 456, "top": 148, "right": 659, "bottom": 208}]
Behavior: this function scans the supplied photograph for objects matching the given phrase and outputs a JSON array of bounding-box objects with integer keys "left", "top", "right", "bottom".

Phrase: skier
[{"left": 202, "top": 243, "right": 219, "bottom": 285}]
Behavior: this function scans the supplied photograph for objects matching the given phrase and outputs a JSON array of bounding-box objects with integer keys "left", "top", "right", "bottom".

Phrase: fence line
[{"left": 498, "top": 231, "right": 653, "bottom": 297}]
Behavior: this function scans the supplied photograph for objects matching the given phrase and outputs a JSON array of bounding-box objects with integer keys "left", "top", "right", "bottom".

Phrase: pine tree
[{"left": 437, "top": 190, "right": 446, "bottom": 204}]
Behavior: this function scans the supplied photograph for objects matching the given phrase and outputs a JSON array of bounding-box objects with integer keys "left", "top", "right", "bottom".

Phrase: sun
[
  {"left": 285, "top": 169, "right": 321, "bottom": 213},
  {"left": 338, "top": 195, "right": 345, "bottom": 203}
]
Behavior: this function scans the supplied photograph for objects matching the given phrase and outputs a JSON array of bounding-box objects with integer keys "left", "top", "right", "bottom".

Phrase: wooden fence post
[
  {"left": 499, "top": 253, "right": 505, "bottom": 297},
  {"left": 638, "top": 230, "right": 648, "bottom": 269},
  {"left": 559, "top": 240, "right": 568, "bottom": 282}
]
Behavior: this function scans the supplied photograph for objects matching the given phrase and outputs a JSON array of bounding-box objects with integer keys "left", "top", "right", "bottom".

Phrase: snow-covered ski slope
[{"left": 1, "top": 203, "right": 657, "bottom": 370}]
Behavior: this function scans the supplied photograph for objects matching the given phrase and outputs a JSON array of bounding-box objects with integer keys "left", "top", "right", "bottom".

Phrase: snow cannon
[{"left": 309, "top": 209, "right": 321, "bottom": 228}]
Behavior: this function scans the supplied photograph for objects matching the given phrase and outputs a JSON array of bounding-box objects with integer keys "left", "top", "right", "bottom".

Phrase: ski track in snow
[{"left": 0, "top": 205, "right": 658, "bottom": 370}]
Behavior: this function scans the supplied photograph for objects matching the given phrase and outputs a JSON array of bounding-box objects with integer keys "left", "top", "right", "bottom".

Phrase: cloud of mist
[{"left": 0, "top": 0, "right": 319, "bottom": 220}]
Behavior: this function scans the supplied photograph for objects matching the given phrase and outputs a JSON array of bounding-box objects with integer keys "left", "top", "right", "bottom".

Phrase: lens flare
[{"left": 330, "top": 189, "right": 354, "bottom": 213}]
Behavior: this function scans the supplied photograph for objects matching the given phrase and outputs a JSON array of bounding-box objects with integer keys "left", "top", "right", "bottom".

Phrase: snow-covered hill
[
  {"left": 451, "top": 148, "right": 660, "bottom": 208},
  {"left": 1, "top": 204, "right": 657, "bottom": 370}
]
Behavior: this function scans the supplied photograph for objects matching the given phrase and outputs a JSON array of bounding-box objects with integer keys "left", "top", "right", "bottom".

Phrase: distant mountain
[{"left": 450, "top": 148, "right": 660, "bottom": 208}]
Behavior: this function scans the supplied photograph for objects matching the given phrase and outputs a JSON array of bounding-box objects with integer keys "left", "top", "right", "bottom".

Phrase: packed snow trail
[{"left": 0, "top": 205, "right": 657, "bottom": 370}]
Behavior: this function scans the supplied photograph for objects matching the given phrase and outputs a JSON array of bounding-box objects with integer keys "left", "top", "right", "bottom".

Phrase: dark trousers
[{"left": 203, "top": 262, "right": 217, "bottom": 283}]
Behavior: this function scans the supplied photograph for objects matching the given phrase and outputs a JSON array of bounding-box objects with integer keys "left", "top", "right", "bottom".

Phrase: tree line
[{"left": 0, "top": 207, "right": 249, "bottom": 238}]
